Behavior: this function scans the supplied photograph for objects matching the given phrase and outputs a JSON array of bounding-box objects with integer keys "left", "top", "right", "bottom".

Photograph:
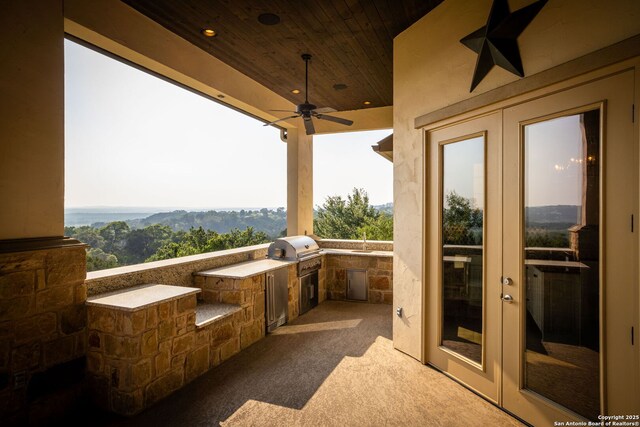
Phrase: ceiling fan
[{"left": 264, "top": 53, "right": 354, "bottom": 135}]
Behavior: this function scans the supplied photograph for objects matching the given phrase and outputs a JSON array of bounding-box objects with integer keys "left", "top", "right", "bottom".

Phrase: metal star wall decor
[{"left": 461, "top": 0, "right": 547, "bottom": 92}]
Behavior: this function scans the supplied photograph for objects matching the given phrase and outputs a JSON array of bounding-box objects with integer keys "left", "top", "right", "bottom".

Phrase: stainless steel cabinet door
[{"left": 347, "top": 269, "right": 367, "bottom": 301}]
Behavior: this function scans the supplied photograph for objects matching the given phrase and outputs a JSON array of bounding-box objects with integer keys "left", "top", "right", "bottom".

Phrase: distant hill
[
  {"left": 66, "top": 202, "right": 393, "bottom": 237},
  {"left": 374, "top": 203, "right": 393, "bottom": 215},
  {"left": 65, "top": 212, "right": 152, "bottom": 226},
  {"left": 525, "top": 205, "right": 580, "bottom": 224},
  {"left": 125, "top": 208, "right": 287, "bottom": 237}
]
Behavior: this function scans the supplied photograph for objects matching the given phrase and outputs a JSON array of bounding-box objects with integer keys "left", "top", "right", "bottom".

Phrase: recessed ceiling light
[
  {"left": 291, "top": 89, "right": 301, "bottom": 94},
  {"left": 363, "top": 101, "right": 372, "bottom": 105},
  {"left": 201, "top": 28, "right": 216, "bottom": 37},
  {"left": 258, "top": 13, "right": 280, "bottom": 25},
  {"left": 333, "top": 83, "right": 348, "bottom": 91}
]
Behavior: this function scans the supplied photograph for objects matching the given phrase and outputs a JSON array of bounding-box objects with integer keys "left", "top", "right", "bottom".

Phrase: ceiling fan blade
[
  {"left": 314, "top": 114, "right": 354, "bottom": 126},
  {"left": 263, "top": 115, "right": 299, "bottom": 126},
  {"left": 303, "top": 117, "right": 316, "bottom": 135},
  {"left": 312, "top": 107, "right": 337, "bottom": 114}
]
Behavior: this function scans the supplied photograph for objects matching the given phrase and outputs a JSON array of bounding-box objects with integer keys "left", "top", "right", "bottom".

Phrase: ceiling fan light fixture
[
  {"left": 258, "top": 13, "right": 280, "bottom": 25},
  {"left": 263, "top": 53, "right": 354, "bottom": 135},
  {"left": 201, "top": 28, "right": 216, "bottom": 37}
]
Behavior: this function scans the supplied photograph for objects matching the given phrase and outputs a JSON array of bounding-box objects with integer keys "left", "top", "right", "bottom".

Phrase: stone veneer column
[{"left": 0, "top": 241, "right": 87, "bottom": 425}]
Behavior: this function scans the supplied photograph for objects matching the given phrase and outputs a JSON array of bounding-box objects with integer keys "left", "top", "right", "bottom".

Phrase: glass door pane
[
  {"left": 441, "top": 135, "right": 485, "bottom": 364},
  {"left": 523, "top": 110, "right": 600, "bottom": 420}
]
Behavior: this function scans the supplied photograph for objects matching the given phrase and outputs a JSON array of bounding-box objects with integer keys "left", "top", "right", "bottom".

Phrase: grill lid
[{"left": 268, "top": 236, "right": 319, "bottom": 261}]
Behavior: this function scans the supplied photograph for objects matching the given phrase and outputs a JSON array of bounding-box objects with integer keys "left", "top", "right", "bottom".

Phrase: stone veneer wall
[
  {"left": 325, "top": 255, "right": 393, "bottom": 304},
  {"left": 316, "top": 239, "right": 393, "bottom": 251},
  {"left": 195, "top": 275, "right": 266, "bottom": 351},
  {"left": 86, "top": 244, "right": 270, "bottom": 296},
  {"left": 0, "top": 245, "right": 87, "bottom": 424},
  {"left": 87, "top": 294, "right": 197, "bottom": 415},
  {"left": 86, "top": 283, "right": 262, "bottom": 416}
]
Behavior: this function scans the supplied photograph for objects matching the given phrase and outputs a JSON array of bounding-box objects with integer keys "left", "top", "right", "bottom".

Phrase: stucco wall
[
  {"left": 392, "top": 0, "right": 640, "bottom": 360},
  {"left": 0, "top": 1, "right": 65, "bottom": 239}
]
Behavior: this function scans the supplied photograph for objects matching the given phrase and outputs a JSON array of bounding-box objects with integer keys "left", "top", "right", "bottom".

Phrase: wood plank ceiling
[{"left": 121, "top": 0, "right": 442, "bottom": 112}]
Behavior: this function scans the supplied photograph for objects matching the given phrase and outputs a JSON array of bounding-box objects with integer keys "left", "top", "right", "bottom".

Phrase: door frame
[
  {"left": 421, "top": 63, "right": 639, "bottom": 424},
  {"left": 502, "top": 70, "right": 637, "bottom": 423},
  {"left": 425, "top": 112, "right": 503, "bottom": 404}
]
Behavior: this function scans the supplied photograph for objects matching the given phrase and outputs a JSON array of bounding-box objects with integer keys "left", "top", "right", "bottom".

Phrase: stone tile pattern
[
  {"left": 87, "top": 293, "right": 207, "bottom": 415},
  {"left": 195, "top": 274, "right": 266, "bottom": 355},
  {"left": 325, "top": 255, "right": 393, "bottom": 304},
  {"left": 0, "top": 246, "right": 87, "bottom": 424}
]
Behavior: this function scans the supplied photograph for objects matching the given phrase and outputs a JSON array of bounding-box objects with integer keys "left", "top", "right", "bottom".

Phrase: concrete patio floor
[{"left": 88, "top": 301, "right": 522, "bottom": 427}]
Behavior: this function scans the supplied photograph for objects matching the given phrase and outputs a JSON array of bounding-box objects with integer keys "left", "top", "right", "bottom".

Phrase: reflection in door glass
[
  {"left": 441, "top": 136, "right": 484, "bottom": 364},
  {"left": 524, "top": 110, "right": 600, "bottom": 420}
]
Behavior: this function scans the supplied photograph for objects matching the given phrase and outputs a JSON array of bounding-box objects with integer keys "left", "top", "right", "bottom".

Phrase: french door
[{"left": 426, "top": 70, "right": 638, "bottom": 425}]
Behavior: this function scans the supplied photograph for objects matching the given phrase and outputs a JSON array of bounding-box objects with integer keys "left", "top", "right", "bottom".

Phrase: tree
[
  {"left": 442, "top": 191, "right": 483, "bottom": 245},
  {"left": 66, "top": 225, "right": 105, "bottom": 248},
  {"left": 86, "top": 248, "right": 118, "bottom": 271},
  {"left": 358, "top": 213, "right": 393, "bottom": 241},
  {"left": 147, "top": 226, "right": 269, "bottom": 262},
  {"left": 124, "top": 224, "right": 173, "bottom": 263},
  {"left": 99, "top": 221, "right": 130, "bottom": 254},
  {"left": 314, "top": 188, "right": 390, "bottom": 240}
]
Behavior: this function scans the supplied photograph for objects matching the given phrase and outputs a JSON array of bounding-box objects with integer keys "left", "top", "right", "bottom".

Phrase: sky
[
  {"left": 64, "top": 39, "right": 393, "bottom": 210},
  {"left": 443, "top": 136, "right": 484, "bottom": 210},
  {"left": 314, "top": 129, "right": 392, "bottom": 207},
  {"left": 442, "top": 114, "right": 586, "bottom": 210},
  {"left": 525, "top": 114, "right": 584, "bottom": 208}
]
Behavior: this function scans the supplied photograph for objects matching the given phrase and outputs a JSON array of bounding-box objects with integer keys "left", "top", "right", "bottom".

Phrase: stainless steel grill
[
  {"left": 268, "top": 235, "right": 320, "bottom": 263},
  {"left": 268, "top": 236, "right": 321, "bottom": 315}
]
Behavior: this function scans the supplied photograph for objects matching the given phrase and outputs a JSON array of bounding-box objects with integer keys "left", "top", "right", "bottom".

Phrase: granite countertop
[
  {"left": 320, "top": 248, "right": 393, "bottom": 258},
  {"left": 87, "top": 284, "right": 200, "bottom": 311},
  {"left": 195, "top": 303, "right": 242, "bottom": 327},
  {"left": 194, "top": 258, "right": 296, "bottom": 279}
]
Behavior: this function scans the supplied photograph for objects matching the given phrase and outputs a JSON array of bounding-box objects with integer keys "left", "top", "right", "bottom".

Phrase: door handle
[{"left": 501, "top": 294, "right": 514, "bottom": 303}]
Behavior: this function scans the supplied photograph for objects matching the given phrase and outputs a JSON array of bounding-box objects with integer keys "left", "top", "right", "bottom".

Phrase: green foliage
[
  {"left": 314, "top": 188, "right": 393, "bottom": 240},
  {"left": 525, "top": 228, "right": 569, "bottom": 248},
  {"left": 86, "top": 248, "right": 118, "bottom": 271},
  {"left": 67, "top": 222, "right": 270, "bottom": 271},
  {"left": 98, "top": 221, "right": 130, "bottom": 254},
  {"left": 147, "top": 226, "right": 269, "bottom": 262},
  {"left": 65, "top": 226, "right": 104, "bottom": 248},
  {"left": 357, "top": 213, "right": 393, "bottom": 241},
  {"left": 442, "top": 191, "right": 483, "bottom": 245},
  {"left": 124, "top": 224, "right": 174, "bottom": 263}
]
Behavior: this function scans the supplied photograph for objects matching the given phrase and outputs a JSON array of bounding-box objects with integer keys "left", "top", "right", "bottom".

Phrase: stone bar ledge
[
  {"left": 86, "top": 243, "right": 270, "bottom": 296},
  {"left": 194, "top": 258, "right": 296, "bottom": 279},
  {"left": 87, "top": 284, "right": 200, "bottom": 312},
  {"left": 195, "top": 303, "right": 242, "bottom": 328}
]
